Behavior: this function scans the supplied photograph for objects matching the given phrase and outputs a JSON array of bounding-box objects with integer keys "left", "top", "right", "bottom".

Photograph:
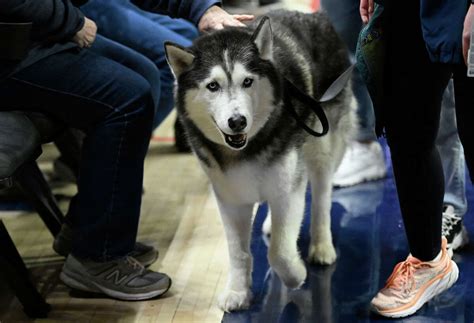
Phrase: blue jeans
[
  {"left": 91, "top": 35, "right": 162, "bottom": 120},
  {"left": 437, "top": 80, "right": 467, "bottom": 216},
  {"left": 321, "top": 0, "right": 376, "bottom": 141},
  {"left": 0, "top": 46, "right": 154, "bottom": 261},
  {"left": 82, "top": 0, "right": 199, "bottom": 129}
]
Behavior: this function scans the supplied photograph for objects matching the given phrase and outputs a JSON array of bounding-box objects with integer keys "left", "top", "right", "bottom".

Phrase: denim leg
[
  {"left": 82, "top": 0, "right": 199, "bottom": 128},
  {"left": 321, "top": 0, "right": 376, "bottom": 141},
  {"left": 0, "top": 48, "right": 154, "bottom": 261},
  {"left": 141, "top": 12, "right": 199, "bottom": 41},
  {"left": 91, "top": 35, "right": 162, "bottom": 120},
  {"left": 436, "top": 80, "right": 467, "bottom": 216}
]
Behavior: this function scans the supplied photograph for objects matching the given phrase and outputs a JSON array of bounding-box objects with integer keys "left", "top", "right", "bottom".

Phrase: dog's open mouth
[{"left": 224, "top": 133, "right": 248, "bottom": 149}]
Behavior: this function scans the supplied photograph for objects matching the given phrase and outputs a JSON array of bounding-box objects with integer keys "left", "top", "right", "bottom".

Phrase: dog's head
[{"left": 165, "top": 18, "right": 280, "bottom": 151}]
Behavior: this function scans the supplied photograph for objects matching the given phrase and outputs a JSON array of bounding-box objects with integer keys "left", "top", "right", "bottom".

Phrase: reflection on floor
[{"left": 224, "top": 143, "right": 474, "bottom": 323}]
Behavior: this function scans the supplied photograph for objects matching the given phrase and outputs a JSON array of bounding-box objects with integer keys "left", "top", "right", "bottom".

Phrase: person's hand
[
  {"left": 463, "top": 4, "right": 474, "bottom": 65},
  {"left": 73, "top": 17, "right": 97, "bottom": 48},
  {"left": 198, "top": 5, "right": 254, "bottom": 32},
  {"left": 360, "top": 0, "right": 374, "bottom": 24}
]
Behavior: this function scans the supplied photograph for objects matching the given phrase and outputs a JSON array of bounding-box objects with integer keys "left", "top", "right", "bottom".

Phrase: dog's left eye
[
  {"left": 206, "top": 81, "right": 220, "bottom": 92},
  {"left": 242, "top": 78, "right": 254, "bottom": 88}
]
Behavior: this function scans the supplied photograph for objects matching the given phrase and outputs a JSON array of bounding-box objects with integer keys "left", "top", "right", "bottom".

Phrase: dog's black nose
[{"left": 228, "top": 115, "right": 247, "bottom": 132}]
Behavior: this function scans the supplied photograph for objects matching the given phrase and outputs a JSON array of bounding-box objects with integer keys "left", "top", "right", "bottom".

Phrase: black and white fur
[{"left": 165, "top": 10, "right": 356, "bottom": 312}]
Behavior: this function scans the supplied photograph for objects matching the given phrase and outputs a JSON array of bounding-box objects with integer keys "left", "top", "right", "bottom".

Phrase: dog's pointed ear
[
  {"left": 251, "top": 17, "right": 273, "bottom": 61},
  {"left": 165, "top": 41, "right": 195, "bottom": 78}
]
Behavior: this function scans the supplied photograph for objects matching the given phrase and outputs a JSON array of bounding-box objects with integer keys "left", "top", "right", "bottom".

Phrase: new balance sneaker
[
  {"left": 60, "top": 255, "right": 171, "bottom": 301},
  {"left": 53, "top": 224, "right": 158, "bottom": 267},
  {"left": 442, "top": 205, "right": 469, "bottom": 251},
  {"left": 371, "top": 238, "right": 459, "bottom": 318},
  {"left": 333, "top": 141, "right": 387, "bottom": 187}
]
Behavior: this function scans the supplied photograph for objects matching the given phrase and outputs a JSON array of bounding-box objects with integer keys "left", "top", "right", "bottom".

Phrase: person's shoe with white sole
[
  {"left": 442, "top": 205, "right": 469, "bottom": 252},
  {"left": 371, "top": 238, "right": 458, "bottom": 318},
  {"left": 60, "top": 254, "right": 171, "bottom": 301},
  {"left": 333, "top": 141, "right": 386, "bottom": 187}
]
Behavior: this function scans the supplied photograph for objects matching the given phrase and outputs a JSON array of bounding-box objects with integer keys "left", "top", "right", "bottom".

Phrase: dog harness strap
[{"left": 283, "top": 64, "right": 355, "bottom": 137}]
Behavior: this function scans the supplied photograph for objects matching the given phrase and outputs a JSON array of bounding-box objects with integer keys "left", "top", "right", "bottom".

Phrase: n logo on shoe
[{"left": 105, "top": 270, "right": 129, "bottom": 285}]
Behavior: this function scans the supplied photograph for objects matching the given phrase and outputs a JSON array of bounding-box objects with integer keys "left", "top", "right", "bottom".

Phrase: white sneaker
[{"left": 333, "top": 141, "right": 387, "bottom": 187}]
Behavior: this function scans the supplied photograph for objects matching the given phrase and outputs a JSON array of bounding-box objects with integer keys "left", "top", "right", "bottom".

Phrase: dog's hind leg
[
  {"left": 267, "top": 182, "right": 307, "bottom": 289},
  {"left": 216, "top": 200, "right": 254, "bottom": 312},
  {"left": 307, "top": 161, "right": 337, "bottom": 265}
]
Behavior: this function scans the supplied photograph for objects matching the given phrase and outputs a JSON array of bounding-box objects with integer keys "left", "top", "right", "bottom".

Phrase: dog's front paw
[
  {"left": 307, "top": 241, "right": 337, "bottom": 265},
  {"left": 218, "top": 289, "right": 252, "bottom": 312},
  {"left": 269, "top": 255, "right": 307, "bottom": 289}
]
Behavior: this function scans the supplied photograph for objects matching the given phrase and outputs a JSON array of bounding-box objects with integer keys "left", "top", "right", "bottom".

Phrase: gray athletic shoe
[
  {"left": 53, "top": 224, "right": 159, "bottom": 267},
  {"left": 60, "top": 254, "right": 171, "bottom": 301}
]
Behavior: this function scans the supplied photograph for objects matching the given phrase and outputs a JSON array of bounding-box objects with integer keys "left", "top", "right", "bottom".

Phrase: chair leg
[
  {"left": 0, "top": 221, "right": 51, "bottom": 318},
  {"left": 14, "top": 161, "right": 64, "bottom": 237}
]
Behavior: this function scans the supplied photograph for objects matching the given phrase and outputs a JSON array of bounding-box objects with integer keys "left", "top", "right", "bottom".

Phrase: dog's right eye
[
  {"left": 206, "top": 82, "right": 220, "bottom": 92},
  {"left": 242, "top": 78, "right": 254, "bottom": 88}
]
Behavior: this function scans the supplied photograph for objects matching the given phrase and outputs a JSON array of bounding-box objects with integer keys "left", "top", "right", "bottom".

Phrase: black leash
[{"left": 282, "top": 64, "right": 355, "bottom": 137}]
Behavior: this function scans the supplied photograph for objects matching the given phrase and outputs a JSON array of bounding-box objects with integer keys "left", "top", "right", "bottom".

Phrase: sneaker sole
[
  {"left": 60, "top": 270, "right": 171, "bottom": 301},
  {"left": 372, "top": 260, "right": 459, "bottom": 318}
]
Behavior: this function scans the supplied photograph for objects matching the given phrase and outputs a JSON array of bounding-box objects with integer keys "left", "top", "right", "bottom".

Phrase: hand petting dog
[
  {"left": 73, "top": 17, "right": 97, "bottom": 48},
  {"left": 463, "top": 4, "right": 474, "bottom": 65},
  {"left": 198, "top": 5, "right": 254, "bottom": 32},
  {"left": 359, "top": 0, "right": 374, "bottom": 24}
]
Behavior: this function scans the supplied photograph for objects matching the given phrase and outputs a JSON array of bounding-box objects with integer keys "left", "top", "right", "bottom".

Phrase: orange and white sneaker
[{"left": 371, "top": 238, "right": 459, "bottom": 318}]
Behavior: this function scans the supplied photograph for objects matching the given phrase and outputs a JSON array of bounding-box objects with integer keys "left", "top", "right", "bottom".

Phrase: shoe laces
[
  {"left": 124, "top": 256, "right": 145, "bottom": 272},
  {"left": 385, "top": 258, "right": 425, "bottom": 295},
  {"left": 346, "top": 143, "right": 360, "bottom": 159}
]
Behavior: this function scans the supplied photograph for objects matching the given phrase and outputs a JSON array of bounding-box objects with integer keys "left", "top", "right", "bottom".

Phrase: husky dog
[{"left": 165, "top": 10, "right": 356, "bottom": 312}]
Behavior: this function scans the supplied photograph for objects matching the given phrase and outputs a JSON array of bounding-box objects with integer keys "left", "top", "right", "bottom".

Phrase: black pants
[{"left": 385, "top": 3, "right": 474, "bottom": 260}]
